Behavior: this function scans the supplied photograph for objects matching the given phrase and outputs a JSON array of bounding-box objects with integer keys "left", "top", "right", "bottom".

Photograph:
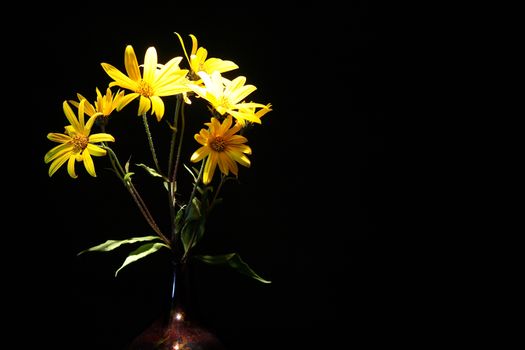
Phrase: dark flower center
[
  {"left": 210, "top": 136, "right": 226, "bottom": 152},
  {"left": 71, "top": 134, "right": 89, "bottom": 152}
]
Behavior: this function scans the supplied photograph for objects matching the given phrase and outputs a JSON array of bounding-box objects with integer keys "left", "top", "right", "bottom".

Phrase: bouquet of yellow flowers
[{"left": 44, "top": 32, "right": 272, "bottom": 285}]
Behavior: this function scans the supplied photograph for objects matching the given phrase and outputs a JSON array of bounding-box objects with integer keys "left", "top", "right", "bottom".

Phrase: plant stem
[
  {"left": 168, "top": 95, "right": 182, "bottom": 179},
  {"left": 101, "top": 144, "right": 171, "bottom": 247},
  {"left": 142, "top": 113, "right": 161, "bottom": 174},
  {"left": 171, "top": 100, "right": 186, "bottom": 185}
]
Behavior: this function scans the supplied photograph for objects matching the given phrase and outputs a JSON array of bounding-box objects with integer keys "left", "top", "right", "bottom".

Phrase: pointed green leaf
[
  {"left": 195, "top": 253, "right": 271, "bottom": 284},
  {"left": 181, "top": 218, "right": 206, "bottom": 253},
  {"left": 183, "top": 163, "right": 198, "bottom": 182},
  {"left": 115, "top": 242, "right": 169, "bottom": 276},
  {"left": 136, "top": 163, "right": 168, "bottom": 180},
  {"left": 175, "top": 205, "right": 187, "bottom": 234},
  {"left": 77, "top": 236, "right": 161, "bottom": 255}
]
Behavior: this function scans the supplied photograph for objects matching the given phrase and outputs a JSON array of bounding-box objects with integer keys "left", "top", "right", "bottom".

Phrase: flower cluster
[{"left": 44, "top": 32, "right": 272, "bottom": 283}]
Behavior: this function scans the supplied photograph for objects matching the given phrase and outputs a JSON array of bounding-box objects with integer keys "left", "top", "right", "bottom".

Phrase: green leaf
[
  {"left": 195, "top": 253, "right": 272, "bottom": 284},
  {"left": 175, "top": 205, "right": 187, "bottom": 234},
  {"left": 136, "top": 163, "right": 167, "bottom": 180},
  {"left": 181, "top": 218, "right": 206, "bottom": 253},
  {"left": 115, "top": 242, "right": 169, "bottom": 276},
  {"left": 123, "top": 172, "right": 135, "bottom": 183},
  {"left": 77, "top": 236, "right": 160, "bottom": 255},
  {"left": 183, "top": 163, "right": 198, "bottom": 182}
]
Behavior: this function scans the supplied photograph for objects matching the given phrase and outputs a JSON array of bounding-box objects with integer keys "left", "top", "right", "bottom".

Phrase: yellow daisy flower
[
  {"left": 188, "top": 71, "right": 268, "bottom": 124},
  {"left": 44, "top": 100, "right": 115, "bottom": 178},
  {"left": 175, "top": 32, "right": 239, "bottom": 78},
  {"left": 101, "top": 45, "right": 191, "bottom": 121},
  {"left": 69, "top": 87, "right": 125, "bottom": 120},
  {"left": 190, "top": 115, "right": 252, "bottom": 185}
]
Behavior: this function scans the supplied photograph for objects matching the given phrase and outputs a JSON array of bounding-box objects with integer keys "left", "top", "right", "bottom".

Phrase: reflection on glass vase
[{"left": 128, "top": 261, "right": 225, "bottom": 350}]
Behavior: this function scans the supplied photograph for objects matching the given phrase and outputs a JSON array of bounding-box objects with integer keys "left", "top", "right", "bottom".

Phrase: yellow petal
[
  {"left": 204, "top": 58, "right": 239, "bottom": 74},
  {"left": 138, "top": 96, "right": 151, "bottom": 115},
  {"left": 203, "top": 152, "right": 218, "bottom": 185},
  {"left": 221, "top": 152, "right": 238, "bottom": 176},
  {"left": 86, "top": 144, "right": 107, "bottom": 157},
  {"left": 62, "top": 101, "right": 81, "bottom": 132},
  {"left": 48, "top": 152, "right": 70, "bottom": 177},
  {"left": 47, "top": 132, "right": 71, "bottom": 144},
  {"left": 174, "top": 32, "right": 191, "bottom": 66},
  {"left": 117, "top": 93, "right": 139, "bottom": 111},
  {"left": 153, "top": 56, "right": 183, "bottom": 85},
  {"left": 45, "top": 143, "right": 73, "bottom": 163},
  {"left": 89, "top": 133, "right": 115, "bottom": 143},
  {"left": 150, "top": 95, "right": 165, "bottom": 121},
  {"left": 190, "top": 146, "right": 210, "bottom": 163},
  {"left": 218, "top": 115, "right": 233, "bottom": 135},
  {"left": 217, "top": 151, "right": 229, "bottom": 175},
  {"left": 230, "top": 144, "right": 252, "bottom": 155},
  {"left": 102, "top": 63, "right": 139, "bottom": 91},
  {"left": 229, "top": 84, "right": 257, "bottom": 105},
  {"left": 143, "top": 46, "right": 157, "bottom": 84},
  {"left": 67, "top": 155, "right": 78, "bottom": 178},
  {"left": 226, "top": 149, "right": 250, "bottom": 167},
  {"left": 83, "top": 151, "right": 96, "bottom": 177},
  {"left": 227, "top": 135, "right": 248, "bottom": 145},
  {"left": 124, "top": 45, "right": 141, "bottom": 81}
]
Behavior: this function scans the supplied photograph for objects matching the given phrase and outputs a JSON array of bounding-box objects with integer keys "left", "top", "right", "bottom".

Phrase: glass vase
[{"left": 128, "top": 261, "right": 225, "bottom": 350}]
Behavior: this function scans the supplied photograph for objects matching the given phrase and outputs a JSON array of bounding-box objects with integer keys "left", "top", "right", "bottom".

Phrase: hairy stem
[{"left": 142, "top": 113, "right": 162, "bottom": 174}]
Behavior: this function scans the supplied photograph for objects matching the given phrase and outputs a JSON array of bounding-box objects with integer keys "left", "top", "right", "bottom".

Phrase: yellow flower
[
  {"left": 236, "top": 103, "right": 273, "bottom": 127},
  {"left": 44, "top": 100, "right": 115, "bottom": 178},
  {"left": 101, "top": 45, "right": 190, "bottom": 121},
  {"left": 188, "top": 71, "right": 268, "bottom": 124},
  {"left": 175, "top": 32, "right": 239, "bottom": 78},
  {"left": 69, "top": 87, "right": 125, "bottom": 120},
  {"left": 191, "top": 115, "right": 252, "bottom": 185}
]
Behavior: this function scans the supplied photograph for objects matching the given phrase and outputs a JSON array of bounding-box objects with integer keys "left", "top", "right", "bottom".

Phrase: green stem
[
  {"left": 187, "top": 159, "right": 205, "bottom": 209},
  {"left": 101, "top": 144, "right": 171, "bottom": 247},
  {"left": 168, "top": 95, "right": 182, "bottom": 179},
  {"left": 142, "top": 113, "right": 161, "bottom": 174},
  {"left": 180, "top": 160, "right": 206, "bottom": 262},
  {"left": 171, "top": 100, "right": 186, "bottom": 185}
]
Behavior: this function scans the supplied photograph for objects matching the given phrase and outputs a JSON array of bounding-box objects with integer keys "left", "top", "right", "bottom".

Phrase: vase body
[{"left": 128, "top": 262, "right": 224, "bottom": 350}]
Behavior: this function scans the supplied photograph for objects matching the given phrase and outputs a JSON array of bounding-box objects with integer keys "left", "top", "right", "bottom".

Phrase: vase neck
[{"left": 168, "top": 261, "right": 193, "bottom": 324}]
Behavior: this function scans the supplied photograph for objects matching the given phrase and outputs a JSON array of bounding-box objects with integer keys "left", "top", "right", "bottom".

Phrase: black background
[{"left": 9, "top": 2, "right": 387, "bottom": 349}]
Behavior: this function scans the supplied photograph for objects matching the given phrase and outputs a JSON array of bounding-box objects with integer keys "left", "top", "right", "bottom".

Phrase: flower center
[
  {"left": 210, "top": 136, "right": 226, "bottom": 152},
  {"left": 71, "top": 134, "right": 89, "bottom": 153},
  {"left": 138, "top": 80, "right": 154, "bottom": 97}
]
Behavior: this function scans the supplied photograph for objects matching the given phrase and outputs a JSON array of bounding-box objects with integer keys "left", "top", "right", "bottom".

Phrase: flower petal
[
  {"left": 48, "top": 152, "right": 70, "bottom": 177},
  {"left": 124, "top": 45, "right": 141, "bottom": 81},
  {"left": 203, "top": 152, "right": 218, "bottom": 185},
  {"left": 67, "top": 154, "right": 78, "bottom": 178},
  {"left": 86, "top": 144, "right": 107, "bottom": 157},
  {"left": 89, "top": 133, "right": 115, "bottom": 143},
  {"left": 62, "top": 101, "right": 81, "bottom": 132},
  {"left": 102, "top": 63, "right": 139, "bottom": 91},
  {"left": 150, "top": 95, "right": 165, "bottom": 121},
  {"left": 138, "top": 96, "right": 152, "bottom": 115},
  {"left": 143, "top": 47, "right": 157, "bottom": 84},
  {"left": 82, "top": 150, "right": 96, "bottom": 177},
  {"left": 190, "top": 146, "right": 210, "bottom": 163},
  {"left": 45, "top": 143, "right": 73, "bottom": 163}
]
